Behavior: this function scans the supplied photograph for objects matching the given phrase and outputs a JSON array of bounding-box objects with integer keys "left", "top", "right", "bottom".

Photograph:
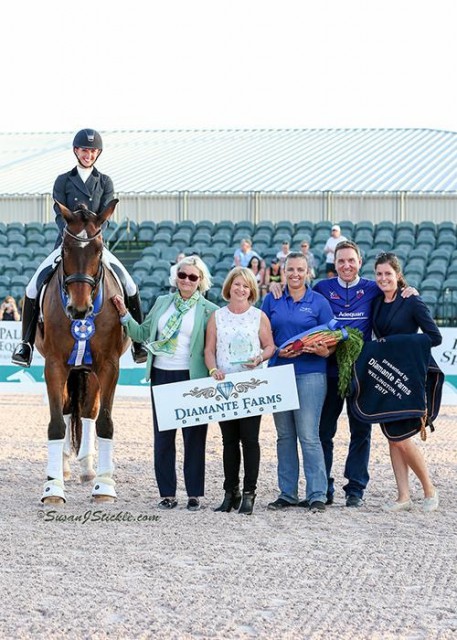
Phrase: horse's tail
[{"left": 67, "top": 370, "right": 88, "bottom": 454}]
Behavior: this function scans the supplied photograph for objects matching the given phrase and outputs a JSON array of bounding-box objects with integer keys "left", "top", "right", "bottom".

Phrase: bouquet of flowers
[{"left": 278, "top": 319, "right": 364, "bottom": 398}]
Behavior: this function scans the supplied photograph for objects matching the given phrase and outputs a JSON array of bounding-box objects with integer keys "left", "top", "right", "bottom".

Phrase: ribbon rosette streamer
[{"left": 278, "top": 318, "right": 364, "bottom": 398}]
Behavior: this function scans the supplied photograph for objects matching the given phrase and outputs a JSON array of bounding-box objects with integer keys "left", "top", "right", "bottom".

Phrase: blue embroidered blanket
[{"left": 349, "top": 334, "right": 431, "bottom": 424}]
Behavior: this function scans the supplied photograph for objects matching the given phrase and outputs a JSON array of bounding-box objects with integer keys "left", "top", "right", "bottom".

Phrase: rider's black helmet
[{"left": 72, "top": 129, "right": 103, "bottom": 150}]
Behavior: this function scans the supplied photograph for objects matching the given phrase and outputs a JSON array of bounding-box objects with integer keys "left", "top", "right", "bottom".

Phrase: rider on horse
[{"left": 12, "top": 129, "right": 147, "bottom": 367}]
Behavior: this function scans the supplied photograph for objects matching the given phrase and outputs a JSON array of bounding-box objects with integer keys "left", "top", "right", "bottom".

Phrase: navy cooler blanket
[{"left": 350, "top": 334, "right": 431, "bottom": 424}]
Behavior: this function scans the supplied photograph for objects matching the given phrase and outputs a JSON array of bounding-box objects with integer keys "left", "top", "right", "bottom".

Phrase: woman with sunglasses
[
  {"left": 112, "top": 255, "right": 218, "bottom": 511},
  {"left": 205, "top": 267, "right": 275, "bottom": 515}
]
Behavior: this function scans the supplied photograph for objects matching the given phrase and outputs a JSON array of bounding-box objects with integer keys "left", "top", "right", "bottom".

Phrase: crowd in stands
[{"left": 1, "top": 217, "right": 457, "bottom": 325}]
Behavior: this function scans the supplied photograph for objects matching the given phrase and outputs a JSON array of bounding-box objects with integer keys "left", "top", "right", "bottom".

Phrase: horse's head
[{"left": 57, "top": 199, "right": 119, "bottom": 320}]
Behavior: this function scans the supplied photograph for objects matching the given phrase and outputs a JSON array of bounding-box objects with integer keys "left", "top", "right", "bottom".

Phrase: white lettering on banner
[
  {"left": 367, "top": 357, "right": 412, "bottom": 401},
  {"left": 153, "top": 365, "right": 299, "bottom": 431}
]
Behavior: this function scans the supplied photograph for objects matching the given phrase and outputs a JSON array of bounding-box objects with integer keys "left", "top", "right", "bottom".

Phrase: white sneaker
[
  {"left": 423, "top": 490, "right": 439, "bottom": 513},
  {"left": 383, "top": 499, "right": 413, "bottom": 512}
]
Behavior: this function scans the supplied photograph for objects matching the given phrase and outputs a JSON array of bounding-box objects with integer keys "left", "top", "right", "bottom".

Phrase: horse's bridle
[{"left": 61, "top": 226, "right": 103, "bottom": 293}]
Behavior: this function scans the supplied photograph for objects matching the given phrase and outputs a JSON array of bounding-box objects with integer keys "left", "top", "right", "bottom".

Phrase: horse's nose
[{"left": 66, "top": 304, "right": 94, "bottom": 320}]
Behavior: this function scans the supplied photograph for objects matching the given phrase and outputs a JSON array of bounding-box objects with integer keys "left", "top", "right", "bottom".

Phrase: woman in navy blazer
[{"left": 372, "top": 252, "right": 441, "bottom": 513}]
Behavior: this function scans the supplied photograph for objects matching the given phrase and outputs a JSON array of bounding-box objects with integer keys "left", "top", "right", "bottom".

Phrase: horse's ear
[
  {"left": 55, "top": 201, "right": 74, "bottom": 222},
  {"left": 98, "top": 199, "right": 119, "bottom": 226}
]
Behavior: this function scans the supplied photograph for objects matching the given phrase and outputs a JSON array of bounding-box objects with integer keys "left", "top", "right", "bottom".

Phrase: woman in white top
[{"left": 205, "top": 267, "right": 275, "bottom": 514}]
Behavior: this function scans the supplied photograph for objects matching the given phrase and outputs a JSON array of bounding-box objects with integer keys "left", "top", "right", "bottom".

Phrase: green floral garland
[{"left": 335, "top": 327, "right": 365, "bottom": 398}]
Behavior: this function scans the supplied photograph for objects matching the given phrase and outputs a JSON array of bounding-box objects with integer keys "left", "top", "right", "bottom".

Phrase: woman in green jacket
[{"left": 112, "top": 255, "right": 218, "bottom": 511}]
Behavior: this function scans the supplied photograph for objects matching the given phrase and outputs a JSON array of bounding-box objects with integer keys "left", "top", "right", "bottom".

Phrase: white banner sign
[{"left": 152, "top": 364, "right": 299, "bottom": 431}]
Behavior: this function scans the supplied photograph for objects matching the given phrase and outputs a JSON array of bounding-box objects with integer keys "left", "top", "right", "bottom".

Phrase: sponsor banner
[{"left": 152, "top": 364, "right": 299, "bottom": 431}]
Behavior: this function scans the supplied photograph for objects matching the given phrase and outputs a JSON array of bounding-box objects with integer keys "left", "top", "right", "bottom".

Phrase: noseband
[{"left": 62, "top": 225, "right": 103, "bottom": 293}]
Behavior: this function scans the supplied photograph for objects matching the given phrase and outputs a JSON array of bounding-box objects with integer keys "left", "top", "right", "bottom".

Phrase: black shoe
[
  {"left": 309, "top": 501, "right": 326, "bottom": 513},
  {"left": 158, "top": 497, "right": 178, "bottom": 509},
  {"left": 11, "top": 341, "right": 33, "bottom": 367},
  {"left": 297, "top": 499, "right": 310, "bottom": 508},
  {"left": 346, "top": 495, "right": 364, "bottom": 508},
  {"left": 187, "top": 497, "right": 200, "bottom": 511},
  {"left": 267, "top": 498, "right": 296, "bottom": 511},
  {"left": 11, "top": 296, "right": 38, "bottom": 368},
  {"left": 214, "top": 488, "right": 241, "bottom": 512},
  {"left": 326, "top": 495, "right": 334, "bottom": 506},
  {"left": 132, "top": 343, "right": 148, "bottom": 364},
  {"left": 238, "top": 491, "right": 256, "bottom": 515}
]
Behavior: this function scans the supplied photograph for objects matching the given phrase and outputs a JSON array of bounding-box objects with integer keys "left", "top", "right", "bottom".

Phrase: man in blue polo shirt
[{"left": 314, "top": 241, "right": 378, "bottom": 507}]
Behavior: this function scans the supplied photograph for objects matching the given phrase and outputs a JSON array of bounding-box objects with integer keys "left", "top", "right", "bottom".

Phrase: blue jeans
[
  {"left": 273, "top": 372, "right": 327, "bottom": 504},
  {"left": 319, "top": 376, "right": 371, "bottom": 499}
]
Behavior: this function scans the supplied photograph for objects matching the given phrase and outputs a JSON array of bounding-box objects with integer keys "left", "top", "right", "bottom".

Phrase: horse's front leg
[
  {"left": 92, "top": 364, "right": 118, "bottom": 503},
  {"left": 77, "top": 373, "right": 99, "bottom": 484},
  {"left": 42, "top": 365, "right": 68, "bottom": 505}
]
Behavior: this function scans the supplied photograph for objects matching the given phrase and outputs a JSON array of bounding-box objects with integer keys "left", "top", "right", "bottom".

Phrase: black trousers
[
  {"left": 150, "top": 367, "right": 208, "bottom": 497},
  {"left": 219, "top": 416, "right": 261, "bottom": 493}
]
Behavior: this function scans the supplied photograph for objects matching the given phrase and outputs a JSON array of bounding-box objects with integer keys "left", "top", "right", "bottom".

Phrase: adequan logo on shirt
[{"left": 299, "top": 306, "right": 313, "bottom": 313}]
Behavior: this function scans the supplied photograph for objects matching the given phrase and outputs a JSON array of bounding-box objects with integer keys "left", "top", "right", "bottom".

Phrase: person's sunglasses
[{"left": 177, "top": 271, "right": 199, "bottom": 282}]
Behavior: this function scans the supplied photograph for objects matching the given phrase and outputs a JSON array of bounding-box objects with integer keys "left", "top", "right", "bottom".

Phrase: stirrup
[{"left": 11, "top": 342, "right": 33, "bottom": 367}]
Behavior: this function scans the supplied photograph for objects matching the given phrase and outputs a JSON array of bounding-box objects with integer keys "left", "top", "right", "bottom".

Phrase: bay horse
[{"left": 35, "top": 199, "right": 129, "bottom": 504}]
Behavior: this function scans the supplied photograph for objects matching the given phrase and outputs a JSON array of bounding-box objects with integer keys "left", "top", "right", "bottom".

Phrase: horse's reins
[{"left": 61, "top": 225, "right": 103, "bottom": 293}]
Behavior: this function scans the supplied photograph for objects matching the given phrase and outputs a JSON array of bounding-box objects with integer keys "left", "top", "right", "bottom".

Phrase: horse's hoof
[
  {"left": 42, "top": 496, "right": 65, "bottom": 505},
  {"left": 93, "top": 494, "right": 116, "bottom": 503},
  {"left": 80, "top": 472, "right": 96, "bottom": 484}
]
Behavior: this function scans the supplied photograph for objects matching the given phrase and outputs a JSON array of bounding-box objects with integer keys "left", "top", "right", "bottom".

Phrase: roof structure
[{"left": 1, "top": 128, "right": 457, "bottom": 195}]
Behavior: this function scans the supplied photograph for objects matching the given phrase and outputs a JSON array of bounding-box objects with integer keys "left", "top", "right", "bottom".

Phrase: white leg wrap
[
  {"left": 63, "top": 414, "right": 72, "bottom": 457},
  {"left": 46, "top": 439, "right": 65, "bottom": 483},
  {"left": 41, "top": 479, "right": 66, "bottom": 503},
  {"left": 78, "top": 418, "right": 96, "bottom": 460},
  {"left": 92, "top": 437, "right": 116, "bottom": 498},
  {"left": 92, "top": 475, "right": 117, "bottom": 499},
  {"left": 97, "top": 437, "right": 115, "bottom": 477}
]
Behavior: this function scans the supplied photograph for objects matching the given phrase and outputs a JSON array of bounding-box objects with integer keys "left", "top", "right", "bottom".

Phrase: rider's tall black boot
[
  {"left": 11, "top": 297, "right": 38, "bottom": 368},
  {"left": 127, "top": 292, "right": 148, "bottom": 364}
]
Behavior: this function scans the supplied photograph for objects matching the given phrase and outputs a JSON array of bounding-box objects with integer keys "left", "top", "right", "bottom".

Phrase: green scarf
[{"left": 146, "top": 290, "right": 200, "bottom": 356}]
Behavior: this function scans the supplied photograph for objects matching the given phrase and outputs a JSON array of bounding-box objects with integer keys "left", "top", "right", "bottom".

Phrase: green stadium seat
[
  {"left": 256, "top": 220, "right": 275, "bottom": 235},
  {"left": 420, "top": 278, "right": 443, "bottom": 294},
  {"left": 156, "top": 220, "right": 176, "bottom": 234},
  {"left": 295, "top": 220, "right": 314, "bottom": 235},
  {"left": 137, "top": 226, "right": 155, "bottom": 243},
  {"left": 396, "top": 221, "right": 416, "bottom": 235},
  {"left": 376, "top": 221, "right": 395, "bottom": 235},
  {"left": 235, "top": 220, "right": 255, "bottom": 235},
  {"left": 355, "top": 220, "right": 374, "bottom": 234},
  {"left": 26, "top": 232, "right": 46, "bottom": 247},
  {"left": 195, "top": 220, "right": 214, "bottom": 234},
  {"left": 25, "top": 222, "right": 44, "bottom": 236},
  {"left": 177, "top": 220, "right": 195, "bottom": 233},
  {"left": 212, "top": 230, "right": 233, "bottom": 245},
  {"left": 7, "top": 222, "right": 25, "bottom": 235},
  {"left": 438, "top": 221, "right": 455, "bottom": 234},
  {"left": 141, "top": 246, "right": 162, "bottom": 260},
  {"left": 426, "top": 262, "right": 447, "bottom": 279},
  {"left": 417, "top": 221, "right": 436, "bottom": 235},
  {"left": 275, "top": 220, "right": 294, "bottom": 236},
  {"left": 214, "top": 220, "right": 235, "bottom": 234}
]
